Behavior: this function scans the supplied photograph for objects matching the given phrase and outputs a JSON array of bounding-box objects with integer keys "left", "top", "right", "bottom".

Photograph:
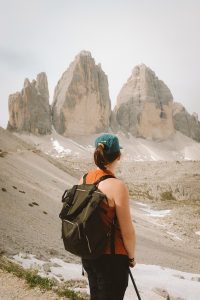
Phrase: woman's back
[
  {"left": 83, "top": 168, "right": 128, "bottom": 255},
  {"left": 85, "top": 168, "right": 115, "bottom": 206},
  {"left": 80, "top": 133, "right": 136, "bottom": 300}
]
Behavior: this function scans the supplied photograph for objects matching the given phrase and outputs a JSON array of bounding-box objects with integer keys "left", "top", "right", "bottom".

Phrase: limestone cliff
[
  {"left": 112, "top": 64, "right": 175, "bottom": 140},
  {"left": 173, "top": 102, "right": 200, "bottom": 142},
  {"left": 52, "top": 51, "right": 111, "bottom": 136},
  {"left": 7, "top": 73, "right": 52, "bottom": 135}
]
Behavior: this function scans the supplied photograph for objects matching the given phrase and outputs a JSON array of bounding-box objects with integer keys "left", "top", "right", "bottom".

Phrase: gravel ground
[
  {"left": 0, "top": 127, "right": 200, "bottom": 298},
  {"left": 0, "top": 269, "right": 62, "bottom": 300}
]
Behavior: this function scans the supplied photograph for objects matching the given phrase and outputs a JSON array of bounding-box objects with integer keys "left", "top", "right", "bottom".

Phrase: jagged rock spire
[
  {"left": 7, "top": 72, "right": 52, "bottom": 135},
  {"left": 52, "top": 51, "right": 111, "bottom": 136}
]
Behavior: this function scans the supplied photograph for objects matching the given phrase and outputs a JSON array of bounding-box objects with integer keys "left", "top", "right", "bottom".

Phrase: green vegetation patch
[
  {"left": 160, "top": 191, "right": 176, "bottom": 201},
  {"left": 194, "top": 208, "right": 200, "bottom": 216},
  {"left": 129, "top": 187, "right": 153, "bottom": 200},
  {"left": 0, "top": 255, "right": 88, "bottom": 300}
]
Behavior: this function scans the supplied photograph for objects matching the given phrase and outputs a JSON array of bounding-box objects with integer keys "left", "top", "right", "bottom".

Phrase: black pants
[{"left": 82, "top": 254, "right": 129, "bottom": 300}]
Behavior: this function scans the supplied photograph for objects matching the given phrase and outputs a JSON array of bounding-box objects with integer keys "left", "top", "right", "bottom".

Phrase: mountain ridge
[{"left": 6, "top": 50, "right": 200, "bottom": 142}]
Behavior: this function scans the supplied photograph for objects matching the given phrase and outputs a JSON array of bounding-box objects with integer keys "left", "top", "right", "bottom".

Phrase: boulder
[
  {"left": 112, "top": 64, "right": 175, "bottom": 140},
  {"left": 52, "top": 51, "right": 111, "bottom": 136},
  {"left": 7, "top": 73, "right": 51, "bottom": 135}
]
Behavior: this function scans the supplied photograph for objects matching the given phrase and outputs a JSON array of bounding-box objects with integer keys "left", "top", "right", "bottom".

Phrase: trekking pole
[{"left": 128, "top": 268, "right": 142, "bottom": 300}]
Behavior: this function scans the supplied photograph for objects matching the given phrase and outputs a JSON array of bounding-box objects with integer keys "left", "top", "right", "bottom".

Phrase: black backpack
[{"left": 59, "top": 173, "right": 116, "bottom": 259}]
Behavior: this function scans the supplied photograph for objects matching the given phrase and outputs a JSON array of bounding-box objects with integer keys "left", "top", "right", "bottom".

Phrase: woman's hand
[{"left": 129, "top": 257, "right": 136, "bottom": 268}]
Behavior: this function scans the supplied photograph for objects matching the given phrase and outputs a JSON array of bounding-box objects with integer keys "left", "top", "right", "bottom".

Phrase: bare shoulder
[
  {"left": 78, "top": 175, "right": 128, "bottom": 198},
  {"left": 100, "top": 177, "right": 128, "bottom": 193},
  {"left": 112, "top": 178, "right": 128, "bottom": 193},
  {"left": 110, "top": 179, "right": 129, "bottom": 208},
  {"left": 78, "top": 176, "right": 83, "bottom": 184},
  {"left": 109, "top": 177, "right": 128, "bottom": 187}
]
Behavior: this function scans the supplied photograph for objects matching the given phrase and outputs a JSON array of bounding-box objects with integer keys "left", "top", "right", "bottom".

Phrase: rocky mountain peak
[
  {"left": 131, "top": 63, "right": 153, "bottom": 76},
  {"left": 112, "top": 64, "right": 174, "bottom": 140},
  {"left": 24, "top": 78, "right": 31, "bottom": 88},
  {"left": 77, "top": 50, "right": 92, "bottom": 57},
  {"left": 7, "top": 72, "right": 52, "bottom": 135},
  {"left": 52, "top": 51, "right": 111, "bottom": 136},
  {"left": 192, "top": 112, "right": 198, "bottom": 122},
  {"left": 117, "top": 64, "right": 173, "bottom": 108},
  {"left": 36, "top": 72, "right": 49, "bottom": 99},
  {"left": 5, "top": 53, "right": 200, "bottom": 143},
  {"left": 173, "top": 102, "right": 200, "bottom": 142}
]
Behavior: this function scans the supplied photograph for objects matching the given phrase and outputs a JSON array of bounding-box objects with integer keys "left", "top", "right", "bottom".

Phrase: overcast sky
[{"left": 0, "top": 0, "right": 200, "bottom": 128}]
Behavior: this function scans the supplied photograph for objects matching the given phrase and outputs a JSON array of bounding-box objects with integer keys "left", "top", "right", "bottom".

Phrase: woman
[{"left": 79, "top": 133, "right": 136, "bottom": 300}]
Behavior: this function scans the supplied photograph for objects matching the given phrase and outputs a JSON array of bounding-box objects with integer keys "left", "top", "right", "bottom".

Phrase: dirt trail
[{"left": 0, "top": 269, "right": 61, "bottom": 300}]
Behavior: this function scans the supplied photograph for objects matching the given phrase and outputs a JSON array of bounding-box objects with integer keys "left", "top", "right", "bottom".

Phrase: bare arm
[{"left": 113, "top": 180, "right": 136, "bottom": 260}]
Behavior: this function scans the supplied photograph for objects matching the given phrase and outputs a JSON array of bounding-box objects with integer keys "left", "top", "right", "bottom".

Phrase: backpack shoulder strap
[
  {"left": 93, "top": 174, "right": 116, "bottom": 186},
  {"left": 82, "top": 173, "right": 115, "bottom": 185},
  {"left": 82, "top": 173, "right": 88, "bottom": 184}
]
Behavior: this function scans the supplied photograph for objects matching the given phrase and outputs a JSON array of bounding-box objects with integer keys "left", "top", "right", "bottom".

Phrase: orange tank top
[{"left": 85, "top": 168, "right": 128, "bottom": 256}]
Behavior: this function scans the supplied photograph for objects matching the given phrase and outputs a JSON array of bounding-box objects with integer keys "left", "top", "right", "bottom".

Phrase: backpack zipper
[
  {"left": 63, "top": 219, "right": 81, "bottom": 239},
  {"left": 63, "top": 219, "right": 74, "bottom": 225},
  {"left": 83, "top": 223, "right": 92, "bottom": 253},
  {"left": 76, "top": 223, "right": 81, "bottom": 239},
  {"left": 85, "top": 235, "right": 92, "bottom": 253}
]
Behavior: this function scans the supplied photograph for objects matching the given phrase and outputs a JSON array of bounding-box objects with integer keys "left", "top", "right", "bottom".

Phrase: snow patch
[
  {"left": 195, "top": 231, "right": 200, "bottom": 236},
  {"left": 51, "top": 138, "right": 72, "bottom": 156},
  {"left": 13, "top": 253, "right": 45, "bottom": 269},
  {"left": 135, "top": 202, "right": 171, "bottom": 224},
  {"left": 135, "top": 201, "right": 171, "bottom": 218},
  {"left": 13, "top": 253, "right": 83, "bottom": 282},
  {"left": 12, "top": 253, "right": 200, "bottom": 300},
  {"left": 167, "top": 231, "right": 182, "bottom": 241},
  {"left": 135, "top": 201, "right": 149, "bottom": 207},
  {"left": 14, "top": 130, "right": 200, "bottom": 161},
  {"left": 141, "top": 207, "right": 171, "bottom": 218}
]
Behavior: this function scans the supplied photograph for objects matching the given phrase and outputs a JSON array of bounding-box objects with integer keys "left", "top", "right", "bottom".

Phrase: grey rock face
[
  {"left": 173, "top": 102, "right": 200, "bottom": 142},
  {"left": 110, "top": 111, "right": 120, "bottom": 133},
  {"left": 52, "top": 51, "right": 111, "bottom": 136},
  {"left": 112, "top": 64, "right": 175, "bottom": 140},
  {"left": 7, "top": 73, "right": 52, "bottom": 135}
]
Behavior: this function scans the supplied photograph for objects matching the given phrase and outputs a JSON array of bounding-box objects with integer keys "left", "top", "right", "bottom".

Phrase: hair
[{"left": 94, "top": 144, "right": 121, "bottom": 170}]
